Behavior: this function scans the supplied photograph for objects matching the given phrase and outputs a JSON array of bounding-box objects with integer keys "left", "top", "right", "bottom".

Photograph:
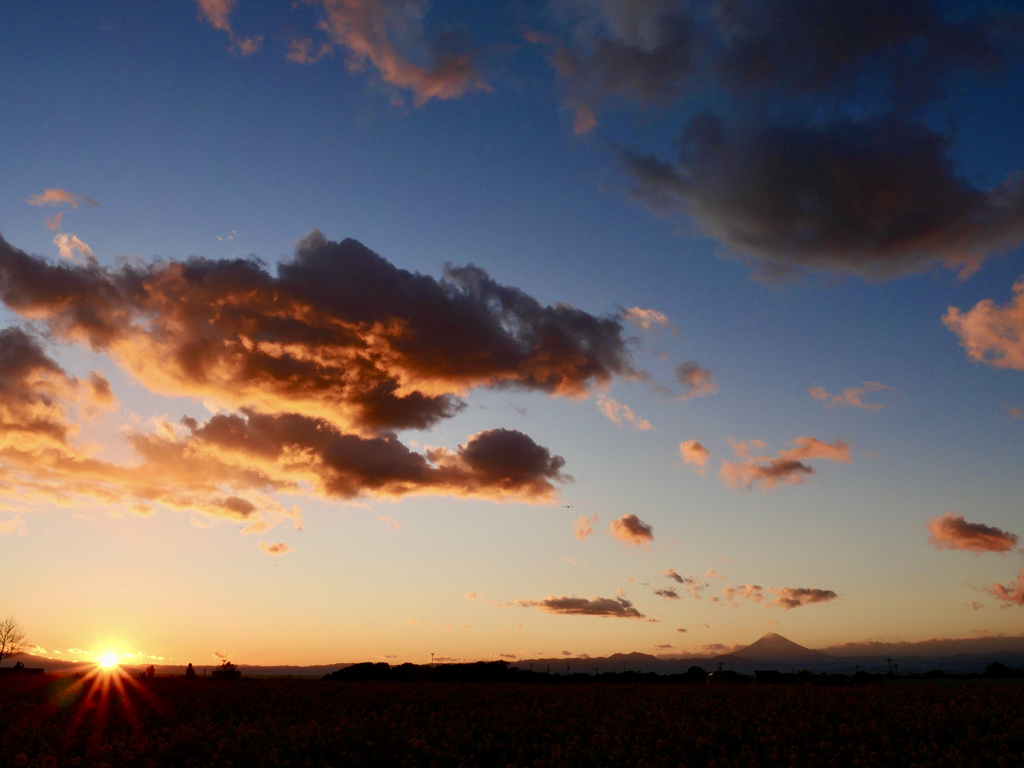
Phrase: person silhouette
[{"left": 185, "top": 663, "right": 196, "bottom": 680}]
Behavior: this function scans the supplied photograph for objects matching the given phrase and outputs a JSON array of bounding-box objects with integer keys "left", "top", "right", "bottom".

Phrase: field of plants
[{"left": 2, "top": 673, "right": 1023, "bottom": 767}]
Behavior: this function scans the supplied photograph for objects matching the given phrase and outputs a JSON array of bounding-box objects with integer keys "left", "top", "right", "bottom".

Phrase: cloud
[
  {"left": 624, "top": 113, "right": 1024, "bottom": 280},
  {"left": 512, "top": 595, "right": 644, "bottom": 618},
  {"left": 194, "top": 0, "right": 262, "bottom": 55},
  {"left": 944, "top": 277, "right": 1024, "bottom": 371},
  {"left": 0, "top": 324, "right": 571, "bottom": 535},
  {"left": 989, "top": 568, "right": 1024, "bottom": 606},
  {"left": 662, "top": 568, "right": 686, "bottom": 584},
  {"left": 720, "top": 436, "right": 850, "bottom": 490},
  {"left": 44, "top": 213, "right": 63, "bottom": 231},
  {"left": 770, "top": 587, "right": 839, "bottom": 610},
  {"left": 810, "top": 381, "right": 893, "bottom": 410},
  {"left": 53, "top": 234, "right": 95, "bottom": 264},
  {"left": 26, "top": 189, "right": 99, "bottom": 209},
  {"left": 609, "top": 513, "right": 653, "bottom": 548},
  {"left": 287, "top": 37, "right": 334, "bottom": 65},
  {"left": 622, "top": 306, "right": 674, "bottom": 331},
  {"left": 678, "top": 439, "right": 709, "bottom": 474},
  {"left": 0, "top": 515, "right": 26, "bottom": 535},
  {"left": 310, "top": 0, "right": 488, "bottom": 106},
  {"left": 675, "top": 627, "right": 687, "bottom": 633},
  {"left": 595, "top": 394, "right": 652, "bottom": 430},
  {"left": 724, "top": 583, "right": 838, "bottom": 609},
  {"left": 653, "top": 588, "right": 679, "bottom": 600},
  {"left": 928, "top": 512, "right": 1019, "bottom": 553},
  {"left": 675, "top": 362, "right": 716, "bottom": 399},
  {"left": 546, "top": 0, "right": 698, "bottom": 134},
  {"left": 259, "top": 541, "right": 293, "bottom": 556},
  {"left": 0, "top": 231, "right": 638, "bottom": 435},
  {"left": 573, "top": 513, "right": 598, "bottom": 540}
]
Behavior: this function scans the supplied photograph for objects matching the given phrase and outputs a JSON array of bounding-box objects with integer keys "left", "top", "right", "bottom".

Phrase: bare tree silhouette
[{"left": 0, "top": 617, "right": 27, "bottom": 666}]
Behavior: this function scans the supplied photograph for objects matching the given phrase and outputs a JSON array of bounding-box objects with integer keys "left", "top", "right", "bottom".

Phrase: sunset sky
[{"left": 3, "top": 0, "right": 1024, "bottom": 669}]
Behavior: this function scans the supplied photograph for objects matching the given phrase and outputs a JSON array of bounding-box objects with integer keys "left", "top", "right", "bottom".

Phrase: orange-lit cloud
[
  {"left": 310, "top": 0, "right": 487, "bottom": 106},
  {"left": 720, "top": 436, "right": 850, "bottom": 490},
  {"left": 724, "top": 583, "right": 838, "bottom": 610},
  {"left": 678, "top": 439, "right": 709, "bottom": 474},
  {"left": 0, "top": 232, "right": 637, "bottom": 436},
  {"left": 26, "top": 189, "right": 99, "bottom": 209},
  {"left": 622, "top": 306, "right": 673, "bottom": 331},
  {"left": 596, "top": 394, "right": 652, "bottom": 430},
  {"left": 193, "top": 0, "right": 261, "bottom": 55},
  {"left": 512, "top": 595, "right": 644, "bottom": 618},
  {"left": 609, "top": 513, "right": 653, "bottom": 549},
  {"left": 53, "top": 234, "right": 95, "bottom": 263},
  {"left": 259, "top": 541, "right": 293, "bottom": 557},
  {"left": 809, "top": 381, "right": 892, "bottom": 410},
  {"left": 945, "top": 278, "right": 1024, "bottom": 371},
  {"left": 0, "top": 515, "right": 26, "bottom": 535},
  {"left": 573, "top": 513, "right": 598, "bottom": 540},
  {"left": 44, "top": 213, "right": 63, "bottom": 231},
  {"left": 988, "top": 568, "right": 1024, "bottom": 606},
  {"left": 675, "top": 362, "right": 716, "bottom": 399},
  {"left": 927, "top": 512, "right": 1019, "bottom": 553}
]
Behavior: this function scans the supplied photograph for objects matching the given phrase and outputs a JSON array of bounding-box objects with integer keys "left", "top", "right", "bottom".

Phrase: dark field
[{"left": 3, "top": 675, "right": 1023, "bottom": 768}]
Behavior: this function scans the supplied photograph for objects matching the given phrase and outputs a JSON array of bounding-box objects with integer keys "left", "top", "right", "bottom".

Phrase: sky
[{"left": 2, "top": 0, "right": 1024, "bottom": 669}]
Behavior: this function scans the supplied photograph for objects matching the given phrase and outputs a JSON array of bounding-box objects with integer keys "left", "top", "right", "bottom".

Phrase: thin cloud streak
[
  {"left": 512, "top": 595, "right": 644, "bottom": 619},
  {"left": 928, "top": 512, "right": 1019, "bottom": 553},
  {"left": 810, "top": 381, "right": 892, "bottom": 410}
]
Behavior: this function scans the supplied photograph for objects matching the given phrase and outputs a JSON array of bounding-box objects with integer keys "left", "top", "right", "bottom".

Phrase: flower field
[{"left": 2, "top": 674, "right": 1023, "bottom": 767}]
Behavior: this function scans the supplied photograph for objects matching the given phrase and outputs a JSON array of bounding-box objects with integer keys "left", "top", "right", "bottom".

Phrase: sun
[{"left": 98, "top": 652, "right": 120, "bottom": 670}]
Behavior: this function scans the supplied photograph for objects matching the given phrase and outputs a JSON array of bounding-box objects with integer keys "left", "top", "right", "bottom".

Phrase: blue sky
[{"left": 2, "top": 0, "right": 1024, "bottom": 667}]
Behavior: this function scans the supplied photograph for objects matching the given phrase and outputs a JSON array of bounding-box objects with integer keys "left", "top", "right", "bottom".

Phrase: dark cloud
[
  {"left": 653, "top": 588, "right": 679, "bottom": 599},
  {"left": 513, "top": 595, "right": 644, "bottom": 618},
  {"left": 609, "top": 513, "right": 654, "bottom": 547},
  {"left": 547, "top": 0, "right": 1015, "bottom": 133},
  {"left": 624, "top": 113, "right": 1024, "bottom": 279},
  {"left": 712, "top": 0, "right": 1008, "bottom": 103},
  {"left": 0, "top": 232, "right": 637, "bottom": 435},
  {"left": 928, "top": 512, "right": 1019, "bottom": 553},
  {"left": 771, "top": 587, "right": 839, "bottom": 610}
]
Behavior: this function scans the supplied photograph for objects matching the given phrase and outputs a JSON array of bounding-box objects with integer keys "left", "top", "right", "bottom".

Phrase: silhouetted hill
[{"left": 715, "top": 633, "right": 834, "bottom": 665}]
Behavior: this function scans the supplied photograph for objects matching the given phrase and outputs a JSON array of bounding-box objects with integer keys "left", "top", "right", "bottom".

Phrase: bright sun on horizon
[{"left": 98, "top": 653, "right": 119, "bottom": 670}]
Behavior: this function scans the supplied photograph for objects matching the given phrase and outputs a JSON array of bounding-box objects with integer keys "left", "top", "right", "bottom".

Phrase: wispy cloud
[
  {"left": 259, "top": 541, "right": 293, "bottom": 557},
  {"left": 287, "top": 37, "right": 334, "bottom": 65},
  {"left": 622, "top": 306, "right": 675, "bottom": 332},
  {"left": 720, "top": 436, "right": 851, "bottom": 491},
  {"left": 596, "top": 394, "right": 652, "bottom": 430},
  {"left": 989, "top": 568, "right": 1024, "bottom": 606},
  {"left": 27, "top": 189, "right": 99, "bottom": 209},
  {"left": 724, "top": 583, "right": 838, "bottom": 610},
  {"left": 53, "top": 234, "right": 95, "bottom": 264},
  {"left": 678, "top": 439, "right": 709, "bottom": 475},
  {"left": 512, "top": 595, "right": 644, "bottom": 619},
  {"left": 310, "top": 0, "right": 488, "bottom": 106},
  {"left": 928, "top": 512, "right": 1019, "bottom": 553},
  {"left": 573, "top": 513, "right": 598, "bottom": 540},
  {"left": 0, "top": 515, "right": 27, "bottom": 535},
  {"left": 810, "top": 381, "right": 892, "bottom": 410},
  {"left": 609, "top": 513, "right": 653, "bottom": 549},
  {"left": 193, "top": 0, "right": 262, "bottom": 55},
  {"left": 675, "top": 362, "right": 716, "bottom": 399}
]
